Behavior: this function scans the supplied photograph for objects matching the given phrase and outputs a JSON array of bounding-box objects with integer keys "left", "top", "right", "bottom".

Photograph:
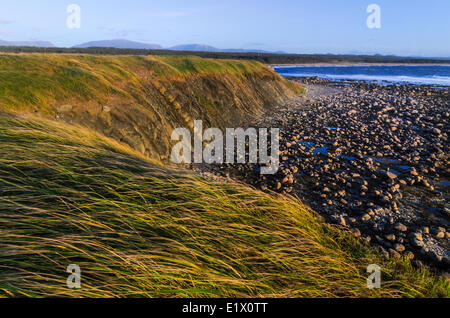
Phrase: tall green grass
[
  {"left": 0, "top": 54, "right": 281, "bottom": 114},
  {"left": 0, "top": 112, "right": 447, "bottom": 298}
]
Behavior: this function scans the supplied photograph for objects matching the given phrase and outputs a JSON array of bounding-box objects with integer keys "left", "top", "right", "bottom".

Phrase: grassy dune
[
  {"left": 0, "top": 54, "right": 300, "bottom": 161},
  {"left": 0, "top": 113, "right": 447, "bottom": 298},
  {"left": 0, "top": 54, "right": 297, "bottom": 114}
]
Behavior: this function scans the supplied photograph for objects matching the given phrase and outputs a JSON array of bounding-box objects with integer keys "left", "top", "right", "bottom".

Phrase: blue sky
[{"left": 0, "top": 0, "right": 449, "bottom": 56}]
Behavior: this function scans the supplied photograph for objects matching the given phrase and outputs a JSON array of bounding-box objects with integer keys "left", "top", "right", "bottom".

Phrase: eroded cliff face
[
  {"left": 0, "top": 54, "right": 297, "bottom": 159},
  {"left": 63, "top": 73, "right": 296, "bottom": 160}
]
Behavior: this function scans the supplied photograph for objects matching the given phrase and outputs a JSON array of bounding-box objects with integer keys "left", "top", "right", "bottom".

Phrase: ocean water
[{"left": 274, "top": 65, "right": 450, "bottom": 86}]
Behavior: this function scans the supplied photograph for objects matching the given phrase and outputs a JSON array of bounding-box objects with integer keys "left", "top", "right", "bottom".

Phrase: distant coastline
[
  {"left": 271, "top": 63, "right": 450, "bottom": 67},
  {"left": 0, "top": 45, "right": 449, "bottom": 65}
]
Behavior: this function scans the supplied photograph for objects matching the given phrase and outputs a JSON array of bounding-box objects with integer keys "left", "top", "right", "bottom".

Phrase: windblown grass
[
  {"left": 0, "top": 54, "right": 282, "bottom": 114},
  {"left": 0, "top": 112, "right": 447, "bottom": 298}
]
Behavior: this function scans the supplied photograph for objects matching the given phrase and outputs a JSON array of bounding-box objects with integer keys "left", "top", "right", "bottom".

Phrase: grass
[
  {"left": 0, "top": 112, "right": 448, "bottom": 298},
  {"left": 0, "top": 54, "right": 281, "bottom": 115}
]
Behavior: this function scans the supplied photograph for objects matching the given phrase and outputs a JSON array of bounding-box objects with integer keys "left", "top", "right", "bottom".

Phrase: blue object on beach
[
  {"left": 299, "top": 141, "right": 315, "bottom": 148},
  {"left": 313, "top": 147, "right": 328, "bottom": 155},
  {"left": 339, "top": 155, "right": 356, "bottom": 160}
]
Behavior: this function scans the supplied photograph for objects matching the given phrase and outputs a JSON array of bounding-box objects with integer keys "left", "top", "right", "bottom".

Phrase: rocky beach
[{"left": 195, "top": 78, "right": 449, "bottom": 274}]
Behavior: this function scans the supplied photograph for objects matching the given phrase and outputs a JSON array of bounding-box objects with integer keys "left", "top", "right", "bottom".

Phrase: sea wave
[
  {"left": 274, "top": 65, "right": 450, "bottom": 86},
  {"left": 277, "top": 73, "right": 450, "bottom": 86}
]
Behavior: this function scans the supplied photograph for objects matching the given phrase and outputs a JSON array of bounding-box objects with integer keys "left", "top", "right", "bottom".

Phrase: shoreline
[
  {"left": 281, "top": 75, "right": 450, "bottom": 88},
  {"left": 270, "top": 63, "right": 450, "bottom": 67}
]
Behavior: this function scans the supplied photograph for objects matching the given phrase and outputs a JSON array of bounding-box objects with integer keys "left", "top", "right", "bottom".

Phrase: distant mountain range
[
  {"left": 0, "top": 38, "right": 285, "bottom": 53},
  {"left": 72, "top": 39, "right": 286, "bottom": 54},
  {"left": 168, "top": 44, "right": 218, "bottom": 52},
  {"left": 0, "top": 39, "right": 55, "bottom": 47},
  {"left": 2, "top": 38, "right": 448, "bottom": 58},
  {"left": 167, "top": 43, "right": 285, "bottom": 53},
  {"left": 73, "top": 39, "right": 162, "bottom": 50}
]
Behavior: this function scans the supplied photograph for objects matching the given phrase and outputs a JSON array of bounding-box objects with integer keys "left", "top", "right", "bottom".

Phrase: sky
[{"left": 0, "top": 0, "right": 449, "bottom": 57}]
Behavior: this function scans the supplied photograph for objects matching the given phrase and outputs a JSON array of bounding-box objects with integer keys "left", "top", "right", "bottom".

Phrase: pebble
[
  {"left": 413, "top": 232, "right": 423, "bottom": 241},
  {"left": 386, "top": 234, "right": 396, "bottom": 241},
  {"left": 352, "top": 228, "right": 361, "bottom": 237},
  {"left": 394, "top": 223, "right": 407, "bottom": 232},
  {"left": 389, "top": 248, "right": 401, "bottom": 259}
]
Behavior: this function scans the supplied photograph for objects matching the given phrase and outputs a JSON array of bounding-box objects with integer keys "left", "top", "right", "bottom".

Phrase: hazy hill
[
  {"left": 168, "top": 44, "right": 219, "bottom": 52},
  {"left": 73, "top": 41, "right": 285, "bottom": 53},
  {"left": 168, "top": 43, "right": 286, "bottom": 53},
  {"left": 0, "top": 39, "right": 55, "bottom": 47},
  {"left": 223, "top": 48, "right": 287, "bottom": 54},
  {"left": 73, "top": 39, "right": 162, "bottom": 49}
]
